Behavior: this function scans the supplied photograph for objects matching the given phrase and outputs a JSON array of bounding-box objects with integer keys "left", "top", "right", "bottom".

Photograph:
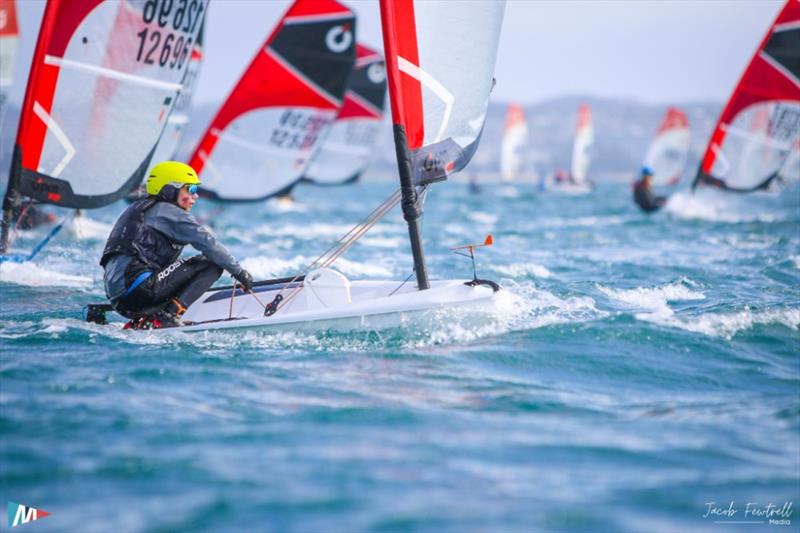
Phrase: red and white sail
[
  {"left": 694, "top": 0, "right": 800, "bottom": 192},
  {"left": 380, "top": 0, "right": 506, "bottom": 185},
  {"left": 0, "top": 0, "right": 19, "bottom": 116},
  {"left": 571, "top": 103, "right": 593, "bottom": 184},
  {"left": 644, "top": 107, "right": 690, "bottom": 186},
  {"left": 151, "top": 27, "right": 204, "bottom": 165},
  {"left": 188, "top": 0, "right": 356, "bottom": 201},
  {"left": 8, "top": 0, "right": 207, "bottom": 208},
  {"left": 303, "top": 44, "right": 386, "bottom": 186},
  {"left": 500, "top": 103, "right": 528, "bottom": 182}
]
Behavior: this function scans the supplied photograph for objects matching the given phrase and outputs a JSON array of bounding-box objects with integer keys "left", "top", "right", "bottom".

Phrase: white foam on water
[
  {"left": 65, "top": 216, "right": 113, "bottom": 240},
  {"left": 241, "top": 255, "right": 392, "bottom": 279},
  {"left": 467, "top": 211, "right": 498, "bottom": 225},
  {"left": 671, "top": 306, "right": 800, "bottom": 339},
  {"left": 498, "top": 186, "right": 520, "bottom": 198},
  {"left": 790, "top": 255, "right": 800, "bottom": 269},
  {"left": 492, "top": 262, "right": 552, "bottom": 279},
  {"left": 333, "top": 258, "right": 393, "bottom": 278},
  {"left": 597, "top": 279, "right": 706, "bottom": 321},
  {"left": 252, "top": 223, "right": 360, "bottom": 240},
  {"left": 539, "top": 215, "right": 628, "bottom": 229},
  {"left": 665, "top": 189, "right": 785, "bottom": 223},
  {"left": 501, "top": 280, "right": 607, "bottom": 331},
  {"left": 0, "top": 261, "right": 93, "bottom": 288},
  {"left": 240, "top": 255, "right": 308, "bottom": 278},
  {"left": 358, "top": 236, "right": 404, "bottom": 249}
]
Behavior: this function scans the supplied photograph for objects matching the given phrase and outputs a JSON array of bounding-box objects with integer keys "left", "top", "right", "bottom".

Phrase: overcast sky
[{"left": 7, "top": 0, "right": 785, "bottom": 108}]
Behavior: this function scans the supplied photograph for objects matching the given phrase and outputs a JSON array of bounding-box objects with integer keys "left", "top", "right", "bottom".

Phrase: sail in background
[
  {"left": 379, "top": 0, "right": 506, "bottom": 186},
  {"left": 643, "top": 107, "right": 690, "bottom": 186},
  {"left": 7, "top": 0, "right": 208, "bottom": 209},
  {"left": 0, "top": 0, "right": 18, "bottom": 119},
  {"left": 500, "top": 103, "right": 528, "bottom": 182},
  {"left": 151, "top": 25, "right": 204, "bottom": 165},
  {"left": 188, "top": 0, "right": 356, "bottom": 201},
  {"left": 571, "top": 103, "right": 593, "bottom": 184},
  {"left": 303, "top": 44, "right": 386, "bottom": 186},
  {"left": 693, "top": 0, "right": 800, "bottom": 192}
]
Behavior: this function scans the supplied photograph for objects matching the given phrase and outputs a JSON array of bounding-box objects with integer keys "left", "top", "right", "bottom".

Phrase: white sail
[
  {"left": 500, "top": 103, "right": 528, "bottom": 182},
  {"left": 151, "top": 34, "right": 203, "bottom": 165},
  {"left": 303, "top": 44, "right": 387, "bottom": 186},
  {"left": 644, "top": 107, "right": 690, "bottom": 186},
  {"left": 570, "top": 103, "right": 593, "bottom": 184}
]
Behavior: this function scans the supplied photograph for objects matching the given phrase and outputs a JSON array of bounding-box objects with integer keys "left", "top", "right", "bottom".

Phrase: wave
[
  {"left": 0, "top": 261, "right": 93, "bottom": 288},
  {"left": 598, "top": 279, "right": 706, "bottom": 320},
  {"left": 502, "top": 280, "right": 607, "bottom": 331},
  {"left": 665, "top": 188, "right": 794, "bottom": 223},
  {"left": 491, "top": 262, "right": 552, "bottom": 279}
]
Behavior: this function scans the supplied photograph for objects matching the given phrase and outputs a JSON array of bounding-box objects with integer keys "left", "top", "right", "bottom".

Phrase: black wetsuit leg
[{"left": 122, "top": 255, "right": 222, "bottom": 313}]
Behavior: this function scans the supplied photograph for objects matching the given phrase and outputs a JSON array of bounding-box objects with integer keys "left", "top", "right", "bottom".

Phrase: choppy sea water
[{"left": 1, "top": 180, "right": 798, "bottom": 532}]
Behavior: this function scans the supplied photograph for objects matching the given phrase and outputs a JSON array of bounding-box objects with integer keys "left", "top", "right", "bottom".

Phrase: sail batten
[{"left": 694, "top": 0, "right": 800, "bottom": 192}]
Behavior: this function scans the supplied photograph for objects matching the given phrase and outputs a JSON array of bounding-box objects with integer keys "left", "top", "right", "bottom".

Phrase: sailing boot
[{"left": 153, "top": 298, "right": 187, "bottom": 328}]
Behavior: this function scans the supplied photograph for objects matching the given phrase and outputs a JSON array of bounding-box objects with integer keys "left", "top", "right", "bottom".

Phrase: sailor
[
  {"left": 100, "top": 161, "right": 253, "bottom": 328},
  {"left": 633, "top": 166, "right": 667, "bottom": 213}
]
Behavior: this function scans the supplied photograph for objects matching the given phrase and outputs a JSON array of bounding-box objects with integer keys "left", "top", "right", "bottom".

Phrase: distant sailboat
[
  {"left": 188, "top": 0, "right": 356, "bottom": 202},
  {"left": 693, "top": 0, "right": 799, "bottom": 193},
  {"left": 1, "top": 0, "right": 209, "bottom": 261},
  {"left": 302, "top": 44, "right": 387, "bottom": 186},
  {"left": 643, "top": 107, "right": 690, "bottom": 187},
  {"left": 500, "top": 103, "right": 528, "bottom": 182},
  {"left": 571, "top": 103, "right": 594, "bottom": 186},
  {"left": 0, "top": 0, "right": 18, "bottom": 122}
]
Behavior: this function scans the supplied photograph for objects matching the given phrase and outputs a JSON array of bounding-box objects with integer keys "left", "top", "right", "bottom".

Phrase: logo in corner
[{"left": 7, "top": 502, "right": 50, "bottom": 528}]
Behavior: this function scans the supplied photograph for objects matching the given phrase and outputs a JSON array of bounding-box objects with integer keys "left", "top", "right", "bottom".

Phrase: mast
[{"left": 380, "top": 0, "right": 429, "bottom": 290}]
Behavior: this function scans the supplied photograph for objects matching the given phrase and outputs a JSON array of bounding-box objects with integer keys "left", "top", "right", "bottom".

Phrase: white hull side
[{"left": 179, "top": 278, "right": 499, "bottom": 333}]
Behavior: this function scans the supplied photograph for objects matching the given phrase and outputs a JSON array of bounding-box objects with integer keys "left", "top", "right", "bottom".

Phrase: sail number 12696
[{"left": 135, "top": 0, "right": 204, "bottom": 69}]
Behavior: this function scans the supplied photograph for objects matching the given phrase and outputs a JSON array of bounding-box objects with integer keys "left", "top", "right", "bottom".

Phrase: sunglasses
[{"left": 185, "top": 184, "right": 198, "bottom": 195}]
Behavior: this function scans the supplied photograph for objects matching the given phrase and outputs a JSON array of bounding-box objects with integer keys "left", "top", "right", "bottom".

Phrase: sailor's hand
[{"left": 233, "top": 269, "right": 254, "bottom": 292}]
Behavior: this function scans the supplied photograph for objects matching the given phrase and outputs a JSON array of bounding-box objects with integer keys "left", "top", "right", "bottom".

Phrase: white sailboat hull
[{"left": 179, "top": 272, "right": 500, "bottom": 333}]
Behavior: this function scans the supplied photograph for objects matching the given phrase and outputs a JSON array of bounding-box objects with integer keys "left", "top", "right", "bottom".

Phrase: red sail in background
[
  {"left": 694, "top": 0, "right": 800, "bottom": 192},
  {"left": 188, "top": 0, "right": 356, "bottom": 201}
]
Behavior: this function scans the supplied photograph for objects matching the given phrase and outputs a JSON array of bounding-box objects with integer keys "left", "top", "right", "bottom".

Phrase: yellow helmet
[{"left": 146, "top": 161, "right": 201, "bottom": 196}]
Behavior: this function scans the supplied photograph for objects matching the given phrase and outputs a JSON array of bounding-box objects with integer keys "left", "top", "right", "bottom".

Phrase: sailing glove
[{"left": 233, "top": 269, "right": 254, "bottom": 292}]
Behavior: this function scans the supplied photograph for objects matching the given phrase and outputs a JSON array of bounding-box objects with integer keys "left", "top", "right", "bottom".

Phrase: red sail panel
[
  {"left": 658, "top": 107, "right": 688, "bottom": 133},
  {"left": 0, "top": 0, "right": 18, "bottom": 37},
  {"left": 379, "top": 0, "right": 505, "bottom": 185},
  {"left": 380, "top": 0, "right": 424, "bottom": 149},
  {"left": 696, "top": 1, "right": 800, "bottom": 191},
  {"left": 188, "top": 0, "right": 355, "bottom": 201}
]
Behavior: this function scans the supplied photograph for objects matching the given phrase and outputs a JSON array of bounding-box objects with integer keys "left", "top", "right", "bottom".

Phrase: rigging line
[
  {"left": 272, "top": 189, "right": 404, "bottom": 313},
  {"left": 273, "top": 188, "right": 401, "bottom": 294},
  {"left": 277, "top": 192, "right": 403, "bottom": 312},
  {"left": 228, "top": 282, "right": 237, "bottom": 319}
]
